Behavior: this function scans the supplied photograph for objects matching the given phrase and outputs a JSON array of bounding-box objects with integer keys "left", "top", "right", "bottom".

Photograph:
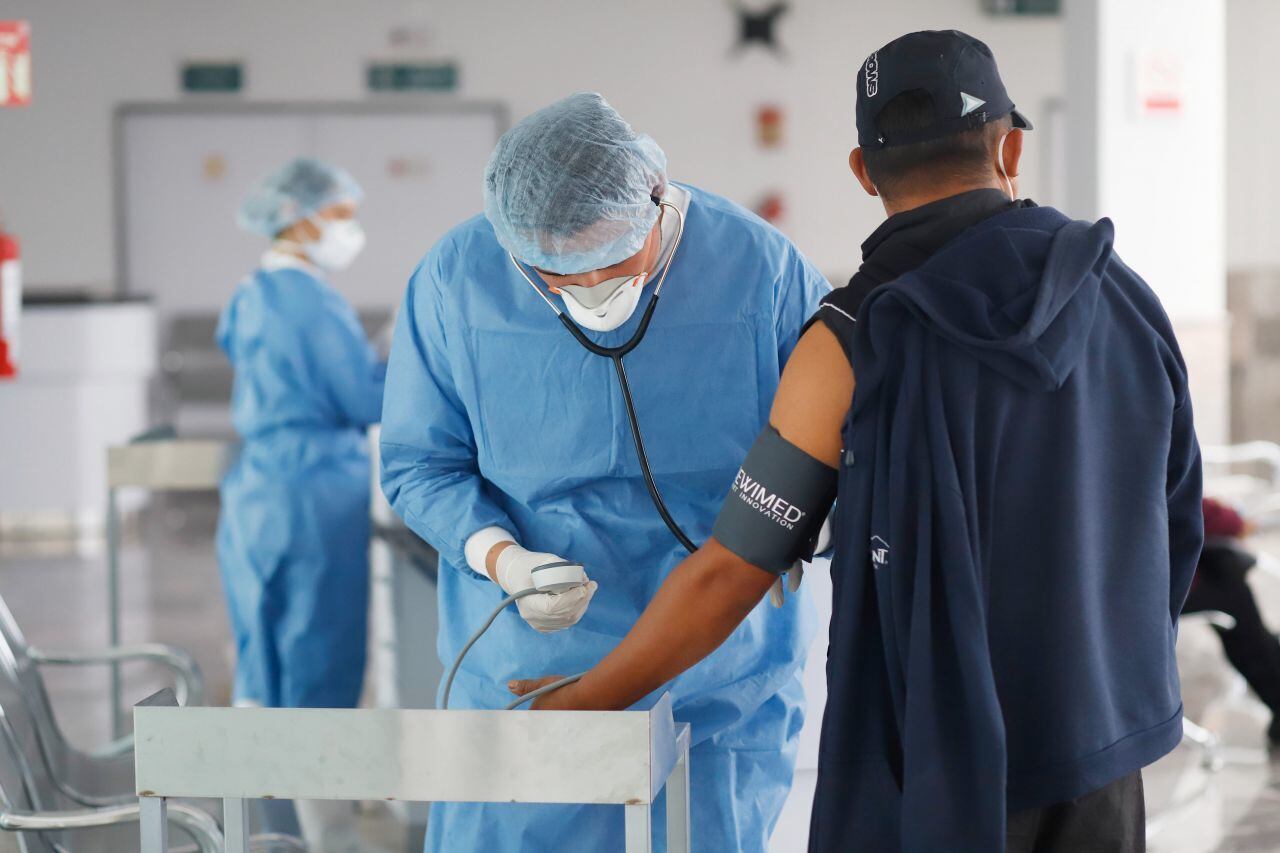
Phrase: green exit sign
[
  {"left": 367, "top": 62, "right": 457, "bottom": 93},
  {"left": 182, "top": 63, "right": 243, "bottom": 94}
]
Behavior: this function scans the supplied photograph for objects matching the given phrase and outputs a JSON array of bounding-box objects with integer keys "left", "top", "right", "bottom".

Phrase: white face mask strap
[
  {"left": 274, "top": 214, "right": 328, "bottom": 251},
  {"left": 301, "top": 214, "right": 331, "bottom": 242},
  {"left": 996, "top": 131, "right": 1014, "bottom": 200},
  {"left": 509, "top": 254, "right": 564, "bottom": 315},
  {"left": 511, "top": 201, "right": 684, "bottom": 311}
]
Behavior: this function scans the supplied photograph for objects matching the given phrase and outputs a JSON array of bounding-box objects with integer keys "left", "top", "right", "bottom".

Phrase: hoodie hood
[{"left": 870, "top": 206, "right": 1113, "bottom": 391}]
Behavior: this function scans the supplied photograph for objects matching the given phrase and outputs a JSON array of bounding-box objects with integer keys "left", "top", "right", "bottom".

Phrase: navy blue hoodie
[{"left": 809, "top": 204, "right": 1203, "bottom": 852}]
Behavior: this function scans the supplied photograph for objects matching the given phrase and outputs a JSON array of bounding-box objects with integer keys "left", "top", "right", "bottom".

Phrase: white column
[{"left": 1064, "top": 0, "right": 1229, "bottom": 445}]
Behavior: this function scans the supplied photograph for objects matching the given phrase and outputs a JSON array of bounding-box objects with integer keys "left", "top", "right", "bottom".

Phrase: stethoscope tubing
[{"left": 509, "top": 202, "right": 697, "bottom": 553}]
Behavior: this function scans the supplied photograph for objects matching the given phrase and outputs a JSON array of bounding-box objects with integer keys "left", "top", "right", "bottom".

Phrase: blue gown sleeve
[
  {"left": 312, "top": 298, "right": 387, "bottom": 427},
  {"left": 379, "top": 253, "right": 517, "bottom": 572},
  {"left": 773, "top": 247, "right": 832, "bottom": 365}
]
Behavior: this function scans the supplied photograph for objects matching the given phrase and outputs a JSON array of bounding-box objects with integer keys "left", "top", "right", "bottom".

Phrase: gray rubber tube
[{"left": 442, "top": 588, "right": 587, "bottom": 711}]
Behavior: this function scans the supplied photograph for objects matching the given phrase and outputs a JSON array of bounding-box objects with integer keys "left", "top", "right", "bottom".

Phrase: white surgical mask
[
  {"left": 305, "top": 217, "right": 366, "bottom": 272},
  {"left": 557, "top": 272, "right": 648, "bottom": 332}
]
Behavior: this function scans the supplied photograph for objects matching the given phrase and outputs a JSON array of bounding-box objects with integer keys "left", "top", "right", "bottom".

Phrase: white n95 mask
[
  {"left": 306, "top": 218, "right": 366, "bottom": 272},
  {"left": 558, "top": 272, "right": 648, "bottom": 332}
]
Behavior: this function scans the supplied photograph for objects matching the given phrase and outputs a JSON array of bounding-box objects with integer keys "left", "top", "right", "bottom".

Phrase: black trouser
[
  {"left": 1182, "top": 543, "right": 1280, "bottom": 716},
  {"left": 1006, "top": 771, "right": 1145, "bottom": 853}
]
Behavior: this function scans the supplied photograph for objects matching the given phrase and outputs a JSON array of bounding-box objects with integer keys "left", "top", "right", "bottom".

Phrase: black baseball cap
[{"left": 856, "top": 30, "right": 1032, "bottom": 151}]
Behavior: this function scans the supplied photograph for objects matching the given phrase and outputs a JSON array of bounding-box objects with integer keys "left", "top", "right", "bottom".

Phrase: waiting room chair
[{"left": 0, "top": 594, "right": 301, "bottom": 851}]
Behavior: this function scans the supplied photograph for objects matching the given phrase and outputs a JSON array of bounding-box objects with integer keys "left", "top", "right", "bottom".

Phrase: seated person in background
[{"left": 1183, "top": 497, "right": 1280, "bottom": 744}]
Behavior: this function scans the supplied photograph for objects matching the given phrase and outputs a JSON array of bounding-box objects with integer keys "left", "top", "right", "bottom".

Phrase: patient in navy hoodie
[
  {"left": 511, "top": 30, "right": 1203, "bottom": 853},
  {"left": 797, "top": 34, "right": 1202, "bottom": 852}
]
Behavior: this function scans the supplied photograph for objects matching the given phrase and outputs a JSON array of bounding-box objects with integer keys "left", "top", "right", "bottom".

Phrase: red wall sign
[
  {"left": 757, "top": 105, "right": 784, "bottom": 149},
  {"left": 0, "top": 21, "right": 31, "bottom": 107},
  {"left": 1134, "top": 49, "right": 1182, "bottom": 118}
]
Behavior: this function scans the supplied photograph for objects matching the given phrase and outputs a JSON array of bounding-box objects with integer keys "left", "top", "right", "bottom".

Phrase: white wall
[
  {"left": 1226, "top": 0, "right": 1280, "bottom": 271},
  {"left": 1064, "top": 0, "right": 1226, "bottom": 321},
  {"left": 1064, "top": 0, "right": 1229, "bottom": 445},
  {"left": 0, "top": 0, "right": 1064, "bottom": 296}
]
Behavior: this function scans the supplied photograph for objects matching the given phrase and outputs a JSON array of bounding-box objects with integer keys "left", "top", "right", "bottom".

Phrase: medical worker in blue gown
[
  {"left": 380, "top": 93, "right": 829, "bottom": 853},
  {"left": 217, "top": 158, "right": 386, "bottom": 849}
]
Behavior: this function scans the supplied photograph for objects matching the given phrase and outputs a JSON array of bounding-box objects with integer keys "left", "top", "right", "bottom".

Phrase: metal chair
[
  {"left": 0, "top": 592, "right": 201, "bottom": 805},
  {"left": 1141, "top": 444, "right": 1280, "bottom": 839},
  {"left": 0, "top": 615, "right": 218, "bottom": 851},
  {"left": 1144, "top": 717, "right": 1227, "bottom": 842},
  {"left": 0, "top": 596, "right": 302, "bottom": 851},
  {"left": 1144, "top": 610, "right": 1236, "bottom": 841},
  {"left": 1203, "top": 441, "right": 1280, "bottom": 528},
  {"left": 1173, "top": 606, "right": 1235, "bottom": 781}
]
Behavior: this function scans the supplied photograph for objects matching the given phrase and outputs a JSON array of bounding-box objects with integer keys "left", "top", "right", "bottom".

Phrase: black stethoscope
[{"left": 509, "top": 199, "right": 697, "bottom": 553}]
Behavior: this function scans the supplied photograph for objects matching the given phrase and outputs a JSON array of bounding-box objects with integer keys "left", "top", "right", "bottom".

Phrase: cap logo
[
  {"left": 864, "top": 52, "right": 879, "bottom": 97},
  {"left": 960, "top": 92, "right": 986, "bottom": 117}
]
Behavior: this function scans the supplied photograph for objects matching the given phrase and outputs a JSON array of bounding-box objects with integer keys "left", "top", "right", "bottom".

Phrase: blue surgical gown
[
  {"left": 380, "top": 185, "right": 829, "bottom": 853},
  {"left": 216, "top": 260, "right": 386, "bottom": 708}
]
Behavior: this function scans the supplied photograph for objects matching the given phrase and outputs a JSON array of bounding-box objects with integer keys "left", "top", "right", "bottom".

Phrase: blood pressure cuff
[{"left": 712, "top": 425, "right": 839, "bottom": 575}]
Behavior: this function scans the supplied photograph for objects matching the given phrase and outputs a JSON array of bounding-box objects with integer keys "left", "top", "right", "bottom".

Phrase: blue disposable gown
[
  {"left": 380, "top": 185, "right": 829, "bottom": 852},
  {"left": 216, "top": 257, "right": 386, "bottom": 708}
]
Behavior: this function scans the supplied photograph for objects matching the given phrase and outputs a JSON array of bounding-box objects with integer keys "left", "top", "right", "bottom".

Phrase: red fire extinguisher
[{"left": 0, "top": 227, "right": 20, "bottom": 379}]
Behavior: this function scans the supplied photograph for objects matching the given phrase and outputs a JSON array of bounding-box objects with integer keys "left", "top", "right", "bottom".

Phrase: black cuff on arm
[{"left": 712, "top": 425, "right": 839, "bottom": 574}]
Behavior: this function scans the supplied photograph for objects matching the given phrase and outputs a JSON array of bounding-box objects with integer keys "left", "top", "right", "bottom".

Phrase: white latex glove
[
  {"left": 495, "top": 545, "right": 598, "bottom": 633},
  {"left": 770, "top": 565, "right": 805, "bottom": 608},
  {"left": 770, "top": 513, "right": 833, "bottom": 607}
]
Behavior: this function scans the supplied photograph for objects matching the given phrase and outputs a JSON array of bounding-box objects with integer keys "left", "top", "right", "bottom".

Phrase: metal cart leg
[
  {"left": 107, "top": 486, "right": 124, "bottom": 738},
  {"left": 139, "top": 796, "right": 168, "bottom": 853},
  {"left": 666, "top": 749, "right": 690, "bottom": 853},
  {"left": 224, "top": 798, "right": 250, "bottom": 853},
  {"left": 625, "top": 802, "right": 652, "bottom": 852}
]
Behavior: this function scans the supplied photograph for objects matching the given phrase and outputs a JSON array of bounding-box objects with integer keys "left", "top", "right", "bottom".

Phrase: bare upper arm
[
  {"left": 700, "top": 537, "right": 781, "bottom": 596},
  {"left": 768, "top": 321, "right": 854, "bottom": 468}
]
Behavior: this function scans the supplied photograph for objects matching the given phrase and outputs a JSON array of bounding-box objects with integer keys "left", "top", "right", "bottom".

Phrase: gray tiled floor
[{"left": 4, "top": 498, "right": 1280, "bottom": 851}]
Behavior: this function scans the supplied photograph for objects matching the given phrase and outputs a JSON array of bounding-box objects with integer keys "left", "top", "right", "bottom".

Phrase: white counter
[{"left": 0, "top": 298, "right": 156, "bottom": 527}]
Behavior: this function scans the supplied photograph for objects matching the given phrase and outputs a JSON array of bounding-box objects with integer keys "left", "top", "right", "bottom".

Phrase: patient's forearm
[{"left": 568, "top": 539, "right": 776, "bottom": 710}]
